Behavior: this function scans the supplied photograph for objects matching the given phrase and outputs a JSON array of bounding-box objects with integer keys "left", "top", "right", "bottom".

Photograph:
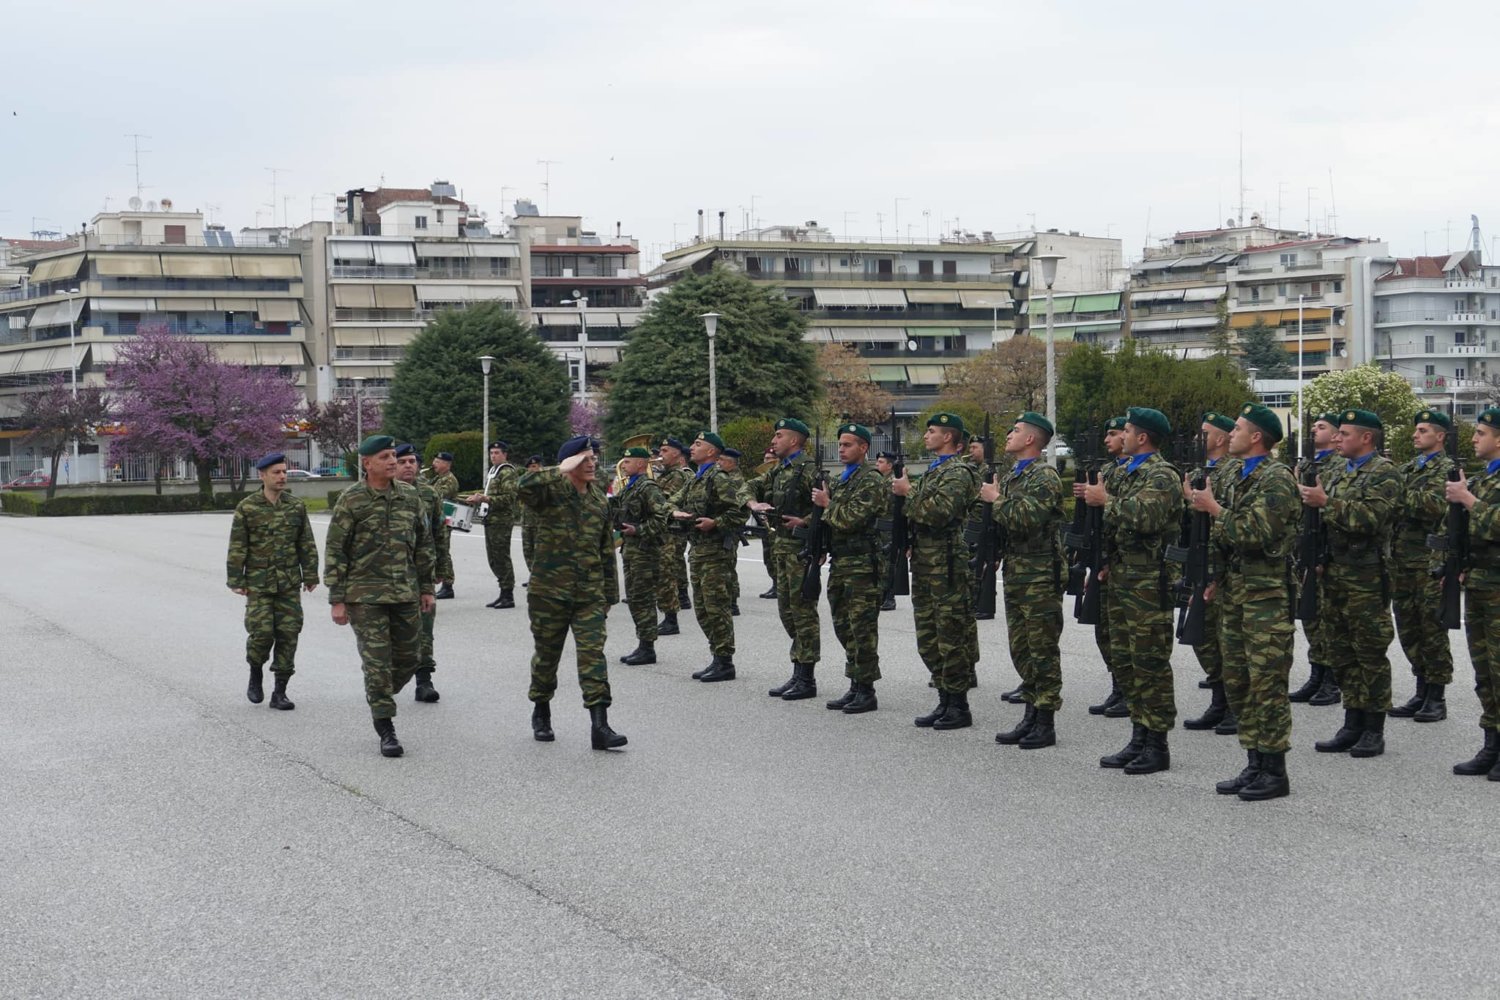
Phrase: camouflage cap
[
  {"left": 1016, "top": 411, "right": 1054, "bottom": 436},
  {"left": 1104, "top": 416, "right": 1128, "bottom": 432},
  {"left": 1238, "top": 402, "right": 1283, "bottom": 442},
  {"left": 1126, "top": 406, "right": 1172, "bottom": 439},
  {"left": 926, "top": 411, "right": 967, "bottom": 435},
  {"left": 1479, "top": 408, "right": 1500, "bottom": 429},
  {"left": 838, "top": 422, "right": 872, "bottom": 444},
  {"left": 1203, "top": 410, "right": 1236, "bottom": 433},
  {"left": 774, "top": 417, "right": 811, "bottom": 438},
  {"left": 1339, "top": 408, "right": 1382, "bottom": 431},
  {"left": 358, "top": 434, "right": 396, "bottom": 456},
  {"left": 695, "top": 430, "right": 726, "bottom": 452},
  {"left": 1414, "top": 408, "right": 1453, "bottom": 431}
]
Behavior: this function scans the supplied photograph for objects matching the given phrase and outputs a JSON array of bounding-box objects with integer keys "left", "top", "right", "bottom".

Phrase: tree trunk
[
  {"left": 45, "top": 448, "right": 62, "bottom": 501},
  {"left": 197, "top": 461, "right": 214, "bottom": 508},
  {"left": 154, "top": 465, "right": 164, "bottom": 496}
]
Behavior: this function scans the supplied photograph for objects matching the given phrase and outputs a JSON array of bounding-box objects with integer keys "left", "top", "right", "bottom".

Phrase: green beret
[
  {"left": 1339, "top": 409, "right": 1382, "bottom": 431},
  {"left": 1126, "top": 406, "right": 1172, "bottom": 439},
  {"left": 1104, "top": 416, "right": 1128, "bottom": 432},
  {"left": 694, "top": 430, "right": 726, "bottom": 452},
  {"left": 622, "top": 446, "right": 651, "bottom": 459},
  {"left": 927, "top": 411, "right": 966, "bottom": 435},
  {"left": 774, "top": 417, "right": 811, "bottom": 438},
  {"left": 1313, "top": 411, "right": 1342, "bottom": 426},
  {"left": 837, "top": 422, "right": 872, "bottom": 444},
  {"left": 1479, "top": 408, "right": 1500, "bottom": 430},
  {"left": 1016, "top": 411, "right": 1054, "bottom": 436},
  {"left": 1203, "top": 411, "right": 1236, "bottom": 434},
  {"left": 1414, "top": 409, "right": 1453, "bottom": 431},
  {"left": 358, "top": 434, "right": 396, "bottom": 456},
  {"left": 1238, "top": 402, "right": 1283, "bottom": 442}
]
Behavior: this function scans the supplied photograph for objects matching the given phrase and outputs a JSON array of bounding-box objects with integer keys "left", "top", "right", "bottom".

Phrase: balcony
[
  {"left": 738, "top": 268, "right": 1012, "bottom": 285},
  {"left": 329, "top": 265, "right": 515, "bottom": 280},
  {"left": 1450, "top": 312, "right": 1483, "bottom": 323},
  {"left": 333, "top": 309, "right": 420, "bottom": 323},
  {"left": 1446, "top": 279, "right": 1484, "bottom": 289},
  {"left": 1376, "top": 309, "right": 1492, "bottom": 325}
]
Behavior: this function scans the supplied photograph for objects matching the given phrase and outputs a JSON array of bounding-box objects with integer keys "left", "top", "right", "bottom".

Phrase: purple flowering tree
[
  {"left": 108, "top": 327, "right": 304, "bottom": 503},
  {"left": 570, "top": 398, "right": 604, "bottom": 438},
  {"left": 306, "top": 396, "right": 384, "bottom": 474},
  {"left": 18, "top": 376, "right": 113, "bottom": 500}
]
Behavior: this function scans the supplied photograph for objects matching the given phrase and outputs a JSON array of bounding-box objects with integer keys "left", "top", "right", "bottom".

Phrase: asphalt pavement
[{"left": 2, "top": 511, "right": 1497, "bottom": 999}]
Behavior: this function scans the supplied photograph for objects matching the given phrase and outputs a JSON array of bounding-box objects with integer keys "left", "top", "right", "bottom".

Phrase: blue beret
[
  {"left": 722, "top": 447, "right": 742, "bottom": 459},
  {"left": 660, "top": 436, "right": 687, "bottom": 454},
  {"left": 490, "top": 440, "right": 510, "bottom": 451},
  {"left": 557, "top": 435, "right": 592, "bottom": 463},
  {"left": 394, "top": 443, "right": 416, "bottom": 458},
  {"left": 255, "top": 452, "right": 286, "bottom": 471}
]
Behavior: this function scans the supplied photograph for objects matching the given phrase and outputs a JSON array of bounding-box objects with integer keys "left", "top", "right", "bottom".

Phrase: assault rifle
[
  {"left": 1173, "top": 432, "right": 1211, "bottom": 646},
  {"left": 1066, "top": 422, "right": 1104, "bottom": 625},
  {"left": 1428, "top": 424, "right": 1467, "bottom": 630},
  {"left": 968, "top": 413, "right": 1000, "bottom": 619},
  {"left": 1063, "top": 419, "right": 1091, "bottom": 597},
  {"left": 798, "top": 431, "right": 829, "bottom": 600},
  {"left": 1294, "top": 430, "right": 1325, "bottom": 623},
  {"left": 886, "top": 412, "right": 911, "bottom": 596}
]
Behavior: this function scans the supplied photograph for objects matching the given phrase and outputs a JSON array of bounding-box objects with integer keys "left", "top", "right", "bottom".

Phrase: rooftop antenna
[
  {"left": 125, "top": 133, "right": 152, "bottom": 200},
  {"left": 205, "top": 202, "right": 221, "bottom": 225},
  {"left": 1327, "top": 169, "right": 1339, "bottom": 235},
  {"left": 265, "top": 167, "right": 289, "bottom": 228},
  {"left": 536, "top": 160, "right": 559, "bottom": 214},
  {"left": 875, "top": 210, "right": 884, "bottom": 241},
  {"left": 1237, "top": 127, "right": 1246, "bottom": 227}
]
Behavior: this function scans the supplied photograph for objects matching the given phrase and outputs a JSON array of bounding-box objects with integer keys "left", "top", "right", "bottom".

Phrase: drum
[{"left": 443, "top": 500, "right": 475, "bottom": 532}]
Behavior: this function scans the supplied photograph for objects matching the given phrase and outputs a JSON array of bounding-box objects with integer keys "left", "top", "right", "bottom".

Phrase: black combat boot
[
  {"left": 932, "top": 692, "right": 973, "bottom": 730},
  {"left": 1101, "top": 723, "right": 1147, "bottom": 768},
  {"left": 1309, "top": 668, "right": 1342, "bottom": 706},
  {"left": 373, "top": 718, "right": 403, "bottom": 757},
  {"left": 678, "top": 585, "right": 692, "bottom": 610},
  {"left": 1123, "top": 729, "right": 1170, "bottom": 774},
  {"left": 531, "top": 702, "right": 554, "bottom": 742},
  {"left": 1089, "top": 679, "right": 1122, "bottom": 716},
  {"left": 1315, "top": 709, "right": 1363, "bottom": 753},
  {"left": 1238, "top": 751, "right": 1290, "bottom": 801},
  {"left": 699, "top": 655, "right": 736, "bottom": 682},
  {"left": 1349, "top": 711, "right": 1387, "bottom": 758},
  {"left": 434, "top": 582, "right": 454, "bottom": 600},
  {"left": 413, "top": 671, "right": 439, "bottom": 702},
  {"left": 1453, "top": 728, "right": 1500, "bottom": 775},
  {"left": 1102, "top": 690, "right": 1130, "bottom": 718},
  {"left": 1018, "top": 709, "right": 1056, "bottom": 750},
  {"left": 759, "top": 583, "right": 778, "bottom": 600},
  {"left": 1414, "top": 683, "right": 1447, "bottom": 723},
  {"left": 995, "top": 704, "right": 1037, "bottom": 745},
  {"left": 1389, "top": 676, "right": 1427, "bottom": 718},
  {"left": 1000, "top": 683, "right": 1025, "bottom": 704},
  {"left": 915, "top": 691, "right": 949, "bottom": 728},
  {"left": 485, "top": 591, "right": 505, "bottom": 608},
  {"left": 826, "top": 682, "right": 857, "bottom": 710},
  {"left": 768, "top": 665, "right": 799, "bottom": 697},
  {"left": 842, "top": 682, "right": 878, "bottom": 714},
  {"left": 1198, "top": 677, "right": 1212, "bottom": 689},
  {"left": 247, "top": 663, "right": 265, "bottom": 704},
  {"left": 1289, "top": 663, "right": 1324, "bottom": 703},
  {"left": 589, "top": 704, "right": 627, "bottom": 750},
  {"left": 692, "top": 657, "right": 717, "bottom": 680},
  {"left": 269, "top": 675, "right": 295, "bottom": 710},
  {"left": 880, "top": 594, "right": 896, "bottom": 612},
  {"left": 1184, "top": 682, "right": 1228, "bottom": 730},
  {"left": 731, "top": 601, "right": 741, "bottom": 617},
  {"left": 781, "top": 663, "right": 817, "bottom": 701},
  {"left": 1214, "top": 708, "right": 1239, "bottom": 736},
  {"left": 620, "top": 642, "right": 657, "bottom": 665},
  {"left": 496, "top": 588, "right": 515, "bottom": 609},
  {"left": 1217, "top": 750, "right": 1262, "bottom": 795},
  {"left": 657, "top": 612, "right": 680, "bottom": 636}
]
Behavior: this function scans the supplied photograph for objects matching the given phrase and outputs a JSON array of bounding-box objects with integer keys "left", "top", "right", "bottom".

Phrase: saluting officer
[
  {"left": 521, "top": 454, "right": 543, "bottom": 574},
  {"left": 1445, "top": 407, "right": 1500, "bottom": 780},
  {"left": 1184, "top": 411, "right": 1241, "bottom": 735},
  {"left": 616, "top": 445, "right": 670, "bottom": 666},
  {"left": 1291, "top": 412, "right": 1345, "bottom": 707},
  {"left": 749, "top": 417, "right": 822, "bottom": 700},
  {"left": 1085, "top": 415, "right": 1131, "bottom": 718}
]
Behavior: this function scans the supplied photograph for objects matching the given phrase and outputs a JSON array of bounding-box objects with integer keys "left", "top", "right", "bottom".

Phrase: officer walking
[
  {"left": 749, "top": 417, "right": 822, "bottom": 700},
  {"left": 671, "top": 431, "right": 746, "bottom": 682},
  {"left": 1445, "top": 407, "right": 1500, "bottom": 780},
  {"left": 1291, "top": 412, "right": 1345, "bottom": 707},
  {"left": 226, "top": 452, "right": 319, "bottom": 710},
  {"left": 1183, "top": 411, "right": 1240, "bottom": 735},
  {"left": 395, "top": 443, "right": 449, "bottom": 703},
  {"left": 423, "top": 451, "right": 460, "bottom": 600},
  {"left": 616, "top": 445, "right": 670, "bottom": 666},
  {"left": 468, "top": 441, "right": 519, "bottom": 609}
]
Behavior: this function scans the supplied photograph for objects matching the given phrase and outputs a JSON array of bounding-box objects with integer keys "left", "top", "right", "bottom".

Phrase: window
[
  {"left": 1425, "top": 365, "right": 1436, "bottom": 376},
  {"left": 163, "top": 225, "right": 187, "bottom": 245},
  {"left": 919, "top": 260, "right": 933, "bottom": 276},
  {"left": 1456, "top": 367, "right": 1467, "bottom": 380},
  {"left": 746, "top": 257, "right": 762, "bottom": 274},
  {"left": 1280, "top": 253, "right": 1299, "bottom": 266},
  {"left": 1333, "top": 280, "right": 1343, "bottom": 293},
  {"left": 436, "top": 210, "right": 444, "bottom": 224},
  {"left": 1310, "top": 281, "right": 1321, "bottom": 296},
  {"left": 414, "top": 215, "right": 428, "bottom": 230},
  {"left": 1456, "top": 331, "right": 1467, "bottom": 344},
  {"left": 1250, "top": 287, "right": 1261, "bottom": 302},
  {"left": 942, "top": 260, "right": 957, "bottom": 276},
  {"left": 1425, "top": 335, "right": 1435, "bottom": 352},
  {"left": 567, "top": 227, "right": 578, "bottom": 238},
  {"left": 1277, "top": 283, "right": 1288, "bottom": 297}
]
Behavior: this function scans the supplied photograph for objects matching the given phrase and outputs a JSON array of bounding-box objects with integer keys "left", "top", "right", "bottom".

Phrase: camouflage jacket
[
  {"left": 325, "top": 481, "right": 435, "bottom": 604},
  {"left": 1104, "top": 451, "right": 1183, "bottom": 568},
  {"left": 414, "top": 480, "right": 453, "bottom": 582},
  {"left": 993, "top": 458, "right": 1066, "bottom": 577},
  {"left": 1392, "top": 450, "right": 1455, "bottom": 563},
  {"left": 614, "top": 473, "right": 670, "bottom": 550},
  {"left": 906, "top": 453, "right": 980, "bottom": 561},
  {"left": 422, "top": 469, "right": 461, "bottom": 503},
  {"left": 670, "top": 463, "right": 746, "bottom": 549},
  {"left": 1322, "top": 453, "right": 1400, "bottom": 576},
  {"left": 1465, "top": 464, "right": 1500, "bottom": 588},
  {"left": 226, "top": 490, "right": 318, "bottom": 593},
  {"left": 482, "top": 463, "right": 520, "bottom": 522},
  {"left": 518, "top": 466, "right": 619, "bottom": 602},
  {"left": 656, "top": 465, "right": 692, "bottom": 506},
  {"left": 1211, "top": 456, "right": 1299, "bottom": 591},
  {"left": 752, "top": 452, "right": 817, "bottom": 543},
  {"left": 824, "top": 461, "right": 887, "bottom": 561}
]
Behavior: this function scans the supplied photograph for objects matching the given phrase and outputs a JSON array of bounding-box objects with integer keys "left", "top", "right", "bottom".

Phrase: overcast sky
[{"left": 6, "top": 0, "right": 1498, "bottom": 269}]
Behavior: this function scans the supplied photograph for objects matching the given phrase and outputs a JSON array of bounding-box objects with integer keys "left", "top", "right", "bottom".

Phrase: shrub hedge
[{"left": 0, "top": 491, "right": 252, "bottom": 517}]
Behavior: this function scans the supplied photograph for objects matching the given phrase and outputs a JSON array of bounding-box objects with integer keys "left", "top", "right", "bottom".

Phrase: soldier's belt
[{"left": 830, "top": 538, "right": 879, "bottom": 559}]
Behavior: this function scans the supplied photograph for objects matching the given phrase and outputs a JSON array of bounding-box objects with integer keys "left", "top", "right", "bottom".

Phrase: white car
[{"left": 284, "top": 469, "right": 322, "bottom": 480}]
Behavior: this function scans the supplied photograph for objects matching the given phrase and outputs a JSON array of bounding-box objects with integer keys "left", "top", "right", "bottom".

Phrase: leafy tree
[
  {"left": 604, "top": 265, "right": 821, "bottom": 448},
  {"left": 109, "top": 327, "right": 303, "bottom": 503},
  {"left": 424, "top": 430, "right": 486, "bottom": 489},
  {"left": 385, "top": 303, "right": 570, "bottom": 462},
  {"left": 1238, "top": 319, "right": 1293, "bottom": 377},
  {"left": 306, "top": 395, "right": 384, "bottom": 474},
  {"left": 1296, "top": 364, "right": 1421, "bottom": 461},
  {"left": 942, "top": 335, "right": 1071, "bottom": 417},
  {"left": 1210, "top": 296, "right": 1232, "bottom": 355},
  {"left": 18, "top": 376, "right": 112, "bottom": 500},
  {"left": 720, "top": 416, "right": 776, "bottom": 468},
  {"left": 814, "top": 342, "right": 895, "bottom": 429}
]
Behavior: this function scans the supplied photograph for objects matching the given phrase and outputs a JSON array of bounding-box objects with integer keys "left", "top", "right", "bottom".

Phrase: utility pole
[
  {"left": 125, "top": 133, "right": 152, "bottom": 201},
  {"left": 265, "top": 167, "right": 289, "bottom": 228},
  {"left": 536, "top": 161, "right": 560, "bottom": 214}
]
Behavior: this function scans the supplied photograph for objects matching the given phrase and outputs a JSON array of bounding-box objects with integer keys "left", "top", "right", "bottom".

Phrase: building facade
[{"left": 1373, "top": 252, "right": 1500, "bottom": 415}]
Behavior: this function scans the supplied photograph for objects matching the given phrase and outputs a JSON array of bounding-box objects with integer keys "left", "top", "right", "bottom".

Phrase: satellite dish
[
  {"left": 128, "top": 196, "right": 143, "bottom": 211},
  {"left": 146, "top": 201, "right": 158, "bottom": 212}
]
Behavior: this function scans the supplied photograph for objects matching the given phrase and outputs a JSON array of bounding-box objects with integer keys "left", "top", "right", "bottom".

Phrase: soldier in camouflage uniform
[
  {"left": 875, "top": 451, "right": 898, "bottom": 611},
  {"left": 1302, "top": 409, "right": 1402, "bottom": 759},
  {"left": 421, "top": 451, "right": 461, "bottom": 600},
  {"left": 226, "top": 452, "right": 319, "bottom": 710},
  {"left": 749, "top": 417, "right": 823, "bottom": 700},
  {"left": 983, "top": 413, "right": 1067, "bottom": 750},
  {"left": 326, "top": 435, "right": 436, "bottom": 758},
  {"left": 718, "top": 447, "right": 748, "bottom": 616},
  {"left": 1090, "top": 406, "right": 1183, "bottom": 775},
  {"left": 521, "top": 455, "right": 542, "bottom": 574},
  {"left": 468, "top": 441, "right": 519, "bottom": 609},
  {"left": 396, "top": 444, "right": 449, "bottom": 703},
  {"left": 1446, "top": 407, "right": 1500, "bottom": 779},
  {"left": 518, "top": 436, "right": 626, "bottom": 750},
  {"left": 671, "top": 431, "right": 747, "bottom": 682},
  {"left": 655, "top": 438, "right": 693, "bottom": 633},
  {"left": 1193, "top": 403, "right": 1300, "bottom": 800},
  {"left": 1291, "top": 413, "right": 1345, "bottom": 707},
  {"left": 816, "top": 423, "right": 887, "bottom": 715},
  {"left": 615, "top": 446, "right": 670, "bottom": 666},
  {"left": 1079, "top": 417, "right": 1131, "bottom": 717},
  {"left": 1388, "top": 410, "right": 1456, "bottom": 723},
  {"left": 1183, "top": 411, "right": 1241, "bottom": 735},
  {"left": 895, "top": 412, "right": 981, "bottom": 730}
]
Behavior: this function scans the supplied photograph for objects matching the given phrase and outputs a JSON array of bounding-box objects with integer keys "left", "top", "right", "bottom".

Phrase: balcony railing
[
  {"left": 95, "top": 319, "right": 297, "bottom": 337},
  {"left": 333, "top": 309, "right": 421, "bottom": 323},
  {"left": 732, "top": 267, "right": 1014, "bottom": 285},
  {"left": 1376, "top": 309, "right": 1488, "bottom": 324},
  {"left": 329, "top": 265, "right": 515, "bottom": 280}
]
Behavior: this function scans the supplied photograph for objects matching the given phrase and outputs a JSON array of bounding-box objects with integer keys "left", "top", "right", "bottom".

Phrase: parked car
[
  {"left": 2, "top": 471, "right": 51, "bottom": 489},
  {"left": 285, "top": 469, "right": 322, "bottom": 480},
  {"left": 313, "top": 465, "right": 346, "bottom": 477}
]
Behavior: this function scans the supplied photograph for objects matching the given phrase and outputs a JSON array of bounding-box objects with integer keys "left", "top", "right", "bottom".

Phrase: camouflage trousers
[
  {"left": 348, "top": 602, "right": 421, "bottom": 720},
  {"left": 485, "top": 516, "right": 515, "bottom": 590},
  {"left": 1094, "top": 578, "right": 1114, "bottom": 672},
  {"left": 527, "top": 590, "right": 611, "bottom": 708},
  {"left": 1191, "top": 596, "right": 1224, "bottom": 684},
  {"left": 1301, "top": 605, "right": 1329, "bottom": 668},
  {"left": 912, "top": 539, "right": 974, "bottom": 694},
  {"left": 1003, "top": 566, "right": 1064, "bottom": 711},
  {"left": 1322, "top": 567, "right": 1394, "bottom": 712},
  {"left": 1105, "top": 561, "right": 1176, "bottom": 732},
  {"left": 689, "top": 540, "right": 736, "bottom": 656},
  {"left": 622, "top": 542, "right": 660, "bottom": 643},
  {"left": 657, "top": 534, "right": 689, "bottom": 612},
  {"left": 244, "top": 588, "right": 303, "bottom": 677},
  {"left": 419, "top": 602, "right": 437, "bottom": 675},
  {"left": 771, "top": 537, "right": 821, "bottom": 664},
  {"left": 1391, "top": 553, "right": 1454, "bottom": 684},
  {"left": 1219, "top": 574, "right": 1294, "bottom": 754},
  {"left": 440, "top": 524, "right": 456, "bottom": 585},
  {"left": 1463, "top": 581, "right": 1500, "bottom": 730},
  {"left": 828, "top": 553, "right": 882, "bottom": 683}
]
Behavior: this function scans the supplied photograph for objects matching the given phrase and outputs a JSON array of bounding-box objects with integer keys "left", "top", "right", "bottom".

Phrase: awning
[
  {"left": 28, "top": 298, "right": 85, "bottom": 328},
  {"left": 958, "top": 290, "right": 1014, "bottom": 309},
  {"left": 216, "top": 298, "right": 258, "bottom": 313},
  {"left": 329, "top": 239, "right": 375, "bottom": 263},
  {"left": 1130, "top": 288, "right": 1186, "bottom": 304},
  {"left": 232, "top": 255, "right": 302, "bottom": 279},
  {"left": 651, "top": 246, "right": 715, "bottom": 277},
  {"left": 373, "top": 243, "right": 416, "bottom": 266},
  {"left": 0, "top": 351, "right": 21, "bottom": 376},
  {"left": 415, "top": 283, "right": 519, "bottom": 302},
  {"left": 1182, "top": 285, "right": 1227, "bottom": 302},
  {"left": 906, "top": 327, "right": 965, "bottom": 338},
  {"left": 1072, "top": 292, "right": 1122, "bottom": 312},
  {"left": 94, "top": 254, "right": 161, "bottom": 277},
  {"left": 257, "top": 299, "right": 301, "bottom": 322},
  {"left": 465, "top": 242, "right": 520, "bottom": 259},
  {"left": 373, "top": 285, "right": 416, "bottom": 309},
  {"left": 803, "top": 328, "right": 835, "bottom": 341},
  {"left": 15, "top": 343, "right": 87, "bottom": 373},
  {"left": 334, "top": 365, "right": 392, "bottom": 379},
  {"left": 534, "top": 312, "right": 580, "bottom": 327},
  {"left": 813, "top": 288, "right": 859, "bottom": 308},
  {"left": 1230, "top": 308, "right": 1333, "bottom": 328},
  {"left": 869, "top": 365, "right": 907, "bottom": 383},
  {"left": 414, "top": 243, "right": 470, "bottom": 258},
  {"left": 1135, "top": 258, "right": 1181, "bottom": 273},
  {"left": 91, "top": 297, "right": 156, "bottom": 312},
  {"left": 159, "top": 297, "right": 216, "bottom": 311},
  {"left": 1075, "top": 322, "right": 1123, "bottom": 334},
  {"left": 1132, "top": 316, "right": 1217, "bottom": 333},
  {"left": 906, "top": 289, "right": 961, "bottom": 304},
  {"left": 865, "top": 288, "right": 908, "bottom": 308},
  {"left": 161, "top": 254, "right": 235, "bottom": 278},
  {"left": 616, "top": 311, "right": 643, "bottom": 327},
  {"left": 30, "top": 253, "right": 84, "bottom": 283},
  {"left": 831, "top": 327, "right": 904, "bottom": 343},
  {"left": 333, "top": 285, "right": 377, "bottom": 308},
  {"left": 1041, "top": 295, "right": 1077, "bottom": 314},
  {"left": 585, "top": 346, "right": 621, "bottom": 364},
  {"left": 335, "top": 328, "right": 386, "bottom": 347},
  {"left": 249, "top": 343, "right": 307, "bottom": 366},
  {"left": 906, "top": 364, "right": 947, "bottom": 386},
  {"left": 1285, "top": 338, "right": 1332, "bottom": 352}
]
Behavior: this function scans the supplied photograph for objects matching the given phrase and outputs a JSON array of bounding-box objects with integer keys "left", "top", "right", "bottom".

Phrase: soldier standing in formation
[
  {"left": 1291, "top": 412, "right": 1345, "bottom": 706},
  {"left": 1085, "top": 415, "right": 1130, "bottom": 717},
  {"left": 518, "top": 436, "right": 625, "bottom": 749},
  {"left": 1388, "top": 410, "right": 1456, "bottom": 723},
  {"left": 1301, "top": 410, "right": 1402, "bottom": 759},
  {"left": 749, "top": 417, "right": 822, "bottom": 701},
  {"left": 521, "top": 454, "right": 542, "bottom": 576},
  {"left": 395, "top": 443, "right": 449, "bottom": 703},
  {"left": 672, "top": 431, "right": 745, "bottom": 683},
  {"left": 226, "top": 452, "right": 319, "bottom": 710},
  {"left": 718, "top": 447, "right": 747, "bottom": 617},
  {"left": 815, "top": 423, "right": 886, "bottom": 715},
  {"left": 326, "top": 435, "right": 436, "bottom": 758},
  {"left": 1089, "top": 407, "right": 1182, "bottom": 775},
  {"left": 1183, "top": 411, "right": 1240, "bottom": 735},
  {"left": 655, "top": 437, "right": 693, "bottom": 634},
  {"left": 758, "top": 446, "right": 779, "bottom": 601},
  {"left": 875, "top": 450, "right": 898, "bottom": 611},
  {"left": 616, "top": 445, "right": 670, "bottom": 666},
  {"left": 1446, "top": 407, "right": 1500, "bottom": 779},
  {"left": 895, "top": 412, "right": 980, "bottom": 730},
  {"left": 421, "top": 451, "right": 460, "bottom": 600},
  {"left": 982, "top": 413, "right": 1067, "bottom": 749},
  {"left": 468, "top": 441, "right": 518, "bottom": 610}
]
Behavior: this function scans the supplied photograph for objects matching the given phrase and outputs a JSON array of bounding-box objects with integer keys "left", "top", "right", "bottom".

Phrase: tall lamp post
[
  {"left": 1296, "top": 293, "right": 1305, "bottom": 461},
  {"left": 65, "top": 286, "right": 80, "bottom": 484},
  {"left": 479, "top": 354, "right": 495, "bottom": 450},
  {"left": 561, "top": 292, "right": 588, "bottom": 401},
  {"left": 353, "top": 377, "right": 366, "bottom": 480},
  {"left": 700, "top": 312, "right": 721, "bottom": 432},
  {"left": 1033, "top": 253, "right": 1066, "bottom": 465}
]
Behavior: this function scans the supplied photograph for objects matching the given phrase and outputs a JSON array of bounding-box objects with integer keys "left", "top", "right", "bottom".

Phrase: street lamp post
[
  {"left": 354, "top": 377, "right": 366, "bottom": 480},
  {"left": 700, "top": 312, "right": 721, "bottom": 432},
  {"left": 562, "top": 292, "right": 588, "bottom": 402},
  {"left": 1033, "top": 254, "right": 1065, "bottom": 465},
  {"left": 1297, "top": 293, "right": 1305, "bottom": 461},
  {"left": 64, "top": 286, "right": 81, "bottom": 484},
  {"left": 480, "top": 355, "right": 495, "bottom": 450}
]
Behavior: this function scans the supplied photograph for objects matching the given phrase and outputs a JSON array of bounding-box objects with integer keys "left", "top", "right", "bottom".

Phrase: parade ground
[{"left": 3, "top": 511, "right": 1497, "bottom": 1000}]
